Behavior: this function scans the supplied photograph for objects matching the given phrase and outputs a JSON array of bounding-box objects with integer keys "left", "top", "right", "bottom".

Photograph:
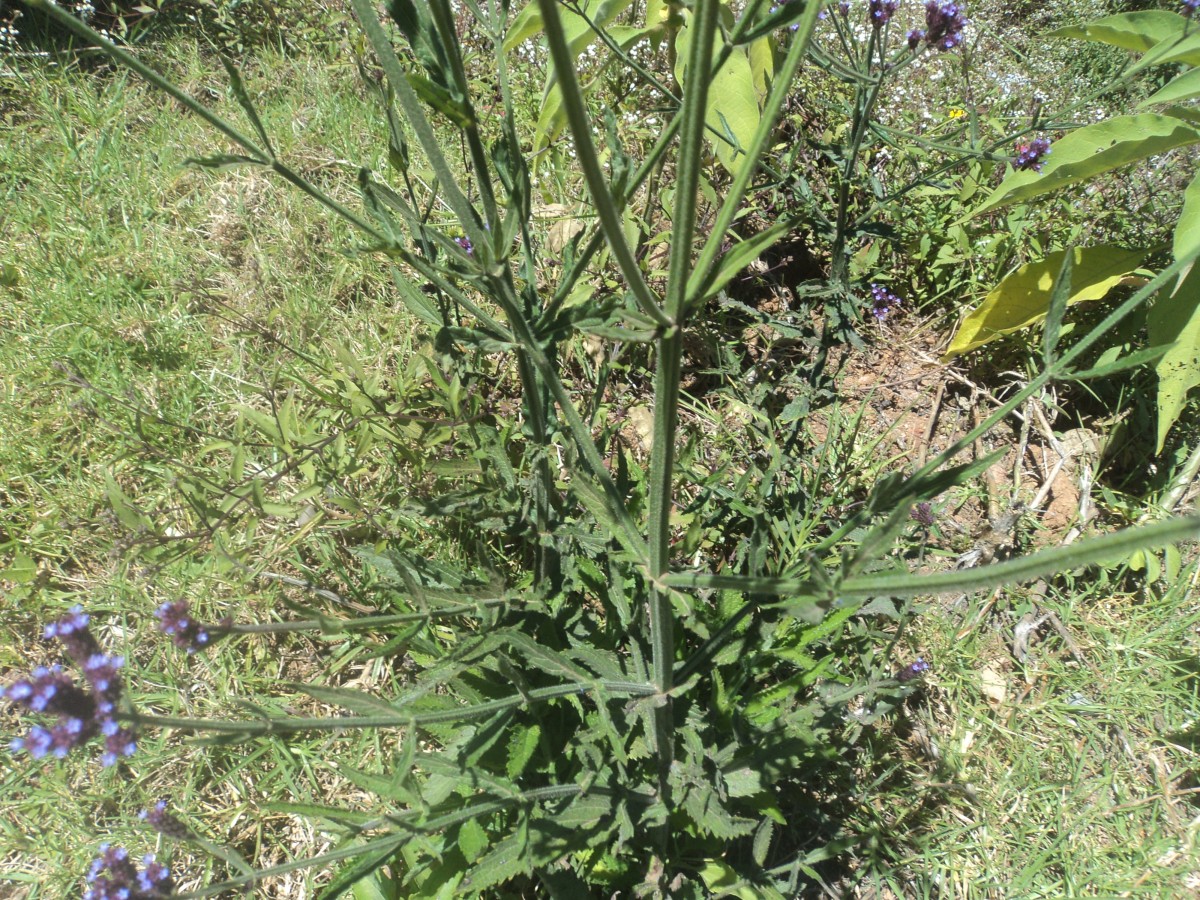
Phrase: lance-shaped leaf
[
  {"left": 1175, "top": 169, "right": 1200, "bottom": 262},
  {"left": 1050, "top": 11, "right": 1187, "bottom": 52},
  {"left": 943, "top": 245, "right": 1149, "bottom": 359},
  {"left": 1139, "top": 67, "right": 1200, "bottom": 108},
  {"left": 1150, "top": 261, "right": 1200, "bottom": 452},
  {"left": 970, "top": 113, "right": 1200, "bottom": 217}
]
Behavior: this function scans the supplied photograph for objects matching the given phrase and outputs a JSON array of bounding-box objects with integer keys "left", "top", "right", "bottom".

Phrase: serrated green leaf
[
  {"left": 457, "top": 818, "right": 489, "bottom": 863},
  {"left": 506, "top": 724, "right": 541, "bottom": 779},
  {"left": 971, "top": 114, "right": 1200, "bottom": 217},
  {"left": 291, "top": 683, "right": 404, "bottom": 717},
  {"left": 723, "top": 767, "right": 763, "bottom": 798},
  {"left": 944, "top": 245, "right": 1149, "bottom": 358},
  {"left": 318, "top": 837, "right": 407, "bottom": 900},
  {"left": 752, "top": 818, "right": 774, "bottom": 868},
  {"left": 459, "top": 831, "right": 525, "bottom": 894},
  {"left": 1050, "top": 11, "right": 1186, "bottom": 52},
  {"left": 1151, "top": 262, "right": 1200, "bottom": 451}
]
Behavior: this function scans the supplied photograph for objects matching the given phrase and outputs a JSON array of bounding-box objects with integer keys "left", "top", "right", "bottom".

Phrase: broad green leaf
[
  {"left": 675, "top": 21, "right": 763, "bottom": 174},
  {"left": 697, "top": 859, "right": 785, "bottom": 900},
  {"left": 944, "top": 245, "right": 1149, "bottom": 358},
  {"left": 1150, "top": 262, "right": 1200, "bottom": 451},
  {"left": 460, "top": 831, "right": 524, "bottom": 894},
  {"left": 1139, "top": 67, "right": 1200, "bottom": 108},
  {"left": 0, "top": 554, "right": 36, "bottom": 584},
  {"left": 1130, "top": 31, "right": 1200, "bottom": 74},
  {"left": 971, "top": 113, "right": 1200, "bottom": 217},
  {"left": 1050, "top": 11, "right": 1186, "bottom": 52},
  {"left": 1175, "top": 169, "right": 1200, "bottom": 261}
]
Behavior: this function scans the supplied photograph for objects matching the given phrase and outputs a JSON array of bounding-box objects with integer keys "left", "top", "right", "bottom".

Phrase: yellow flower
[{"left": 947, "top": 107, "right": 966, "bottom": 119}]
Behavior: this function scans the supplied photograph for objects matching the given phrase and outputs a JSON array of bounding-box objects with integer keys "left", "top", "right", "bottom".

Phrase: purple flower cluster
[
  {"left": 923, "top": 0, "right": 967, "bottom": 51},
  {"left": 1014, "top": 137, "right": 1052, "bottom": 172},
  {"left": 907, "top": 28, "right": 926, "bottom": 49},
  {"left": 155, "top": 601, "right": 226, "bottom": 654},
  {"left": 2, "top": 606, "right": 136, "bottom": 766},
  {"left": 453, "top": 235, "right": 473, "bottom": 256},
  {"left": 869, "top": 283, "right": 902, "bottom": 320},
  {"left": 1184, "top": 0, "right": 1200, "bottom": 18},
  {"left": 84, "top": 844, "right": 174, "bottom": 899},
  {"left": 868, "top": 0, "right": 899, "bottom": 26},
  {"left": 139, "top": 800, "right": 192, "bottom": 840},
  {"left": 911, "top": 502, "right": 935, "bottom": 527},
  {"left": 897, "top": 657, "right": 931, "bottom": 683}
]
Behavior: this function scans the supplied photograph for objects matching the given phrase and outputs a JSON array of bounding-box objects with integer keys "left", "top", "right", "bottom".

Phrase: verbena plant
[{"left": 10, "top": 0, "right": 1200, "bottom": 896}]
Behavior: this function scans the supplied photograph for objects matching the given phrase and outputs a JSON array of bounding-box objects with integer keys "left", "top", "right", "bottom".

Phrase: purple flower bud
[
  {"left": 453, "top": 235, "right": 473, "bottom": 256},
  {"left": 155, "top": 601, "right": 224, "bottom": 654},
  {"left": 140, "top": 800, "right": 192, "bottom": 840},
  {"left": 897, "top": 657, "right": 932, "bottom": 683},
  {"left": 868, "top": 0, "right": 899, "bottom": 26},
  {"left": 1014, "top": 137, "right": 1051, "bottom": 172},
  {"left": 911, "top": 502, "right": 935, "bottom": 527},
  {"left": 924, "top": 0, "right": 967, "bottom": 51},
  {"left": 907, "top": 28, "right": 926, "bottom": 49}
]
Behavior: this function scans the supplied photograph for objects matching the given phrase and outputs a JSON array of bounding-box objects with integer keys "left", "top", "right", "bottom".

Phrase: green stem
[{"left": 535, "top": 0, "right": 670, "bottom": 328}]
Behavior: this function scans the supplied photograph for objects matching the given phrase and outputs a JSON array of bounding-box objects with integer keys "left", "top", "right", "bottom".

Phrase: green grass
[
  {"left": 0, "top": 35, "right": 437, "bottom": 897},
  {"left": 3, "top": 5, "right": 1200, "bottom": 899}
]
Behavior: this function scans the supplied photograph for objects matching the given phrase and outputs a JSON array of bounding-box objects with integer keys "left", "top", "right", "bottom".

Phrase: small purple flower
[
  {"left": 139, "top": 800, "right": 192, "bottom": 840},
  {"left": 924, "top": 0, "right": 967, "bottom": 51},
  {"left": 45, "top": 604, "right": 102, "bottom": 664},
  {"left": 839, "top": 0, "right": 851, "bottom": 14},
  {"left": 84, "top": 843, "right": 174, "bottom": 899},
  {"left": 1014, "top": 137, "right": 1051, "bottom": 172},
  {"left": 907, "top": 28, "right": 926, "bottom": 49},
  {"left": 453, "top": 235, "right": 473, "bottom": 256},
  {"left": 1184, "top": 0, "right": 1200, "bottom": 17},
  {"left": 897, "top": 657, "right": 931, "bottom": 683},
  {"left": 155, "top": 600, "right": 223, "bottom": 654},
  {"left": 911, "top": 502, "right": 935, "bottom": 527},
  {"left": 868, "top": 0, "right": 899, "bottom": 26},
  {"left": 3, "top": 607, "right": 134, "bottom": 766},
  {"left": 869, "top": 283, "right": 902, "bottom": 320}
]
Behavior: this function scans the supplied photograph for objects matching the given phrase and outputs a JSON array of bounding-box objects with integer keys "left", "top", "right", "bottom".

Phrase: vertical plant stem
[
  {"left": 830, "top": 30, "right": 884, "bottom": 287},
  {"left": 534, "top": 0, "right": 671, "bottom": 328},
  {"left": 644, "top": 0, "right": 718, "bottom": 858}
]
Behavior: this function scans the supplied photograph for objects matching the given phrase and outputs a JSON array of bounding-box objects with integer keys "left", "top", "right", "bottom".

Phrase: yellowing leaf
[{"left": 944, "top": 245, "right": 1150, "bottom": 359}]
